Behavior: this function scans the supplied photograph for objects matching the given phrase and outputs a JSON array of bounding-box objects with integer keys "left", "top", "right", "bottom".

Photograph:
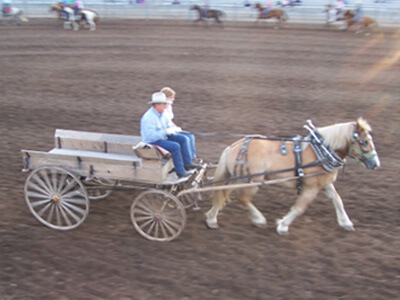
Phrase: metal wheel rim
[
  {"left": 24, "top": 166, "right": 89, "bottom": 230},
  {"left": 130, "top": 189, "right": 186, "bottom": 242}
]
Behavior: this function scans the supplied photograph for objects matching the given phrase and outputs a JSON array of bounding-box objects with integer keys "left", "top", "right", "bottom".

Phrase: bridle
[{"left": 346, "top": 130, "right": 377, "bottom": 165}]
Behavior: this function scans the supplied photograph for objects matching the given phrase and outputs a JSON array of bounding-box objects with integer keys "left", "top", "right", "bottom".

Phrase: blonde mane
[{"left": 317, "top": 121, "right": 355, "bottom": 150}]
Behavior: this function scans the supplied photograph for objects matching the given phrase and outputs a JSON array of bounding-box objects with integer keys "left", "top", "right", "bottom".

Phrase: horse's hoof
[
  {"left": 251, "top": 219, "right": 267, "bottom": 228},
  {"left": 205, "top": 219, "right": 219, "bottom": 229},
  {"left": 276, "top": 227, "right": 289, "bottom": 236},
  {"left": 342, "top": 224, "right": 355, "bottom": 232},
  {"left": 252, "top": 222, "right": 267, "bottom": 228}
]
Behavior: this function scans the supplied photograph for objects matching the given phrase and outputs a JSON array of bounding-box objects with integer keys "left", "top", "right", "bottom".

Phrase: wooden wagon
[{"left": 21, "top": 129, "right": 210, "bottom": 242}]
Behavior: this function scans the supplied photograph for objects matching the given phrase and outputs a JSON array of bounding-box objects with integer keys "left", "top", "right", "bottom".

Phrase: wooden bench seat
[{"left": 21, "top": 129, "right": 174, "bottom": 183}]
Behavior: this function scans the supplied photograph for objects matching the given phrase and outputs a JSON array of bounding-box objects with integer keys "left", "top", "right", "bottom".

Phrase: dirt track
[{"left": 1, "top": 19, "right": 399, "bottom": 299}]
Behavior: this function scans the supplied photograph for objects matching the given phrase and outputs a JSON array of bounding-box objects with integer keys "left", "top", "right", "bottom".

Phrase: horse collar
[{"left": 304, "top": 124, "right": 345, "bottom": 172}]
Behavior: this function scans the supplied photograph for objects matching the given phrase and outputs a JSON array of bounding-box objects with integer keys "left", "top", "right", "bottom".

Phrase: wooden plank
[
  {"left": 55, "top": 129, "right": 142, "bottom": 154},
  {"left": 21, "top": 149, "right": 174, "bottom": 182}
]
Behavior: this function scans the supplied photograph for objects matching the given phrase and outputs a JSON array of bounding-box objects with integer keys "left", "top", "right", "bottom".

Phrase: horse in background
[
  {"left": 205, "top": 118, "right": 380, "bottom": 236},
  {"left": 1, "top": 6, "right": 28, "bottom": 25},
  {"left": 338, "top": 9, "right": 378, "bottom": 35},
  {"left": 190, "top": 5, "right": 225, "bottom": 27},
  {"left": 254, "top": 3, "right": 288, "bottom": 28},
  {"left": 50, "top": 3, "right": 99, "bottom": 31}
]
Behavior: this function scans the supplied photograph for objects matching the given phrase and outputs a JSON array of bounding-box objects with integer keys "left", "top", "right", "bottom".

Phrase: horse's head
[
  {"left": 190, "top": 5, "right": 200, "bottom": 11},
  {"left": 254, "top": 3, "right": 262, "bottom": 9},
  {"left": 349, "top": 118, "right": 380, "bottom": 170},
  {"left": 344, "top": 9, "right": 355, "bottom": 18},
  {"left": 50, "top": 4, "right": 61, "bottom": 12}
]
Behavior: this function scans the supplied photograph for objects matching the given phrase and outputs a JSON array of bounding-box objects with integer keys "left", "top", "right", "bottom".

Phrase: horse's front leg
[
  {"left": 323, "top": 183, "right": 354, "bottom": 231},
  {"left": 276, "top": 187, "right": 319, "bottom": 235},
  {"left": 238, "top": 186, "right": 266, "bottom": 228},
  {"left": 205, "top": 205, "right": 220, "bottom": 229}
]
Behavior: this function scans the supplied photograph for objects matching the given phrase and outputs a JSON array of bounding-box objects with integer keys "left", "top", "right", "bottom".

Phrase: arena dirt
[{"left": 0, "top": 19, "right": 399, "bottom": 299}]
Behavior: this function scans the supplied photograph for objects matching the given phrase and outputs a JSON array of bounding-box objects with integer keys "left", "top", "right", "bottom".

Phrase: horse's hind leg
[
  {"left": 88, "top": 19, "right": 96, "bottom": 31},
  {"left": 323, "top": 183, "right": 354, "bottom": 231},
  {"left": 276, "top": 187, "right": 319, "bottom": 235},
  {"left": 238, "top": 186, "right": 267, "bottom": 228}
]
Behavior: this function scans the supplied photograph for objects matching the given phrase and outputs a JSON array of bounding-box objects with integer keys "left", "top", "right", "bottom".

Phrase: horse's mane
[{"left": 316, "top": 118, "right": 370, "bottom": 150}]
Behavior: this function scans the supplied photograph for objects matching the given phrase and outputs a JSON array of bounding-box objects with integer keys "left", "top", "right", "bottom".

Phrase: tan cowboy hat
[{"left": 147, "top": 92, "right": 172, "bottom": 104}]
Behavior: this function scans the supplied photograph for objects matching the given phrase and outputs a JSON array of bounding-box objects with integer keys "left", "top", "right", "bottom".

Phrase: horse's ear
[{"left": 356, "top": 117, "right": 371, "bottom": 132}]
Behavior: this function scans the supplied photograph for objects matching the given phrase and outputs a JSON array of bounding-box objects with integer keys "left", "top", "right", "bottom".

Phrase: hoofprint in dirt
[{"left": 0, "top": 19, "right": 399, "bottom": 299}]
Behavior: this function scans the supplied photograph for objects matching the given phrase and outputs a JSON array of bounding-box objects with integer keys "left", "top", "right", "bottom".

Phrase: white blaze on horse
[
  {"left": 1, "top": 6, "right": 28, "bottom": 25},
  {"left": 50, "top": 3, "right": 99, "bottom": 31},
  {"left": 205, "top": 118, "right": 380, "bottom": 236}
]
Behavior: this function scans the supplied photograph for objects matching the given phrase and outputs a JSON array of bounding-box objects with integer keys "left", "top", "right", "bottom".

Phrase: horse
[
  {"left": 338, "top": 9, "right": 378, "bottom": 35},
  {"left": 205, "top": 118, "right": 380, "bottom": 236},
  {"left": 1, "top": 6, "right": 28, "bottom": 25},
  {"left": 254, "top": 3, "right": 288, "bottom": 28},
  {"left": 190, "top": 5, "right": 225, "bottom": 27},
  {"left": 50, "top": 3, "right": 99, "bottom": 31}
]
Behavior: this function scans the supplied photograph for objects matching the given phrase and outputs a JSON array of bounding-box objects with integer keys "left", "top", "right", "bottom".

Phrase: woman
[{"left": 160, "top": 87, "right": 197, "bottom": 162}]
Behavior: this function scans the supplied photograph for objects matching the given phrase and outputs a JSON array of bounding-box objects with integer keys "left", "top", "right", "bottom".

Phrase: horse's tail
[
  {"left": 211, "top": 146, "right": 233, "bottom": 210},
  {"left": 218, "top": 10, "right": 226, "bottom": 17}
]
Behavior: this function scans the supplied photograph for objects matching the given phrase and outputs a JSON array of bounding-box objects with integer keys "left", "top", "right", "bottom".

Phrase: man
[
  {"left": 354, "top": 0, "right": 363, "bottom": 24},
  {"left": 140, "top": 92, "right": 198, "bottom": 178}
]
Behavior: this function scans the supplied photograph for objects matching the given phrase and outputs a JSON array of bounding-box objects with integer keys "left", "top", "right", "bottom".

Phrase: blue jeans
[
  {"left": 152, "top": 135, "right": 192, "bottom": 175},
  {"left": 180, "top": 131, "right": 196, "bottom": 159}
]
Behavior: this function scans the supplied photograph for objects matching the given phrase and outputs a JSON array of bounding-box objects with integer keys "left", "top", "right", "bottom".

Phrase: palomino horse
[
  {"left": 50, "top": 3, "right": 99, "bottom": 31},
  {"left": 1, "top": 6, "right": 28, "bottom": 25},
  {"left": 190, "top": 5, "right": 225, "bottom": 27},
  {"left": 254, "top": 3, "right": 288, "bottom": 28},
  {"left": 338, "top": 9, "right": 378, "bottom": 35},
  {"left": 205, "top": 118, "right": 380, "bottom": 236}
]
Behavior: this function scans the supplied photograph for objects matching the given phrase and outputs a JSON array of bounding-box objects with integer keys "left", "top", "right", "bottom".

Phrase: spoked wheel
[
  {"left": 24, "top": 166, "right": 89, "bottom": 230},
  {"left": 130, "top": 189, "right": 186, "bottom": 242},
  {"left": 177, "top": 187, "right": 202, "bottom": 210},
  {"left": 83, "top": 178, "right": 114, "bottom": 200}
]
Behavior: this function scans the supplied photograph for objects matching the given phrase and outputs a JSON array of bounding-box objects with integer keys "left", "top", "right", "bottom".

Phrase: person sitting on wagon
[
  {"left": 160, "top": 87, "right": 197, "bottom": 162},
  {"left": 140, "top": 92, "right": 199, "bottom": 179}
]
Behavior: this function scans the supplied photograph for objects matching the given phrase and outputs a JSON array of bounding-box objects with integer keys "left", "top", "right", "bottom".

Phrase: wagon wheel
[
  {"left": 83, "top": 178, "right": 114, "bottom": 200},
  {"left": 24, "top": 166, "right": 89, "bottom": 230},
  {"left": 130, "top": 189, "right": 186, "bottom": 242}
]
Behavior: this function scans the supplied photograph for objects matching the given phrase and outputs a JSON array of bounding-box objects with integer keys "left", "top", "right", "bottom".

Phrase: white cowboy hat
[{"left": 147, "top": 92, "right": 172, "bottom": 104}]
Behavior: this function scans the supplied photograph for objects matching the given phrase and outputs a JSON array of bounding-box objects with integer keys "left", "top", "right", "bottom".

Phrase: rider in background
[
  {"left": 74, "top": 0, "right": 84, "bottom": 15},
  {"left": 263, "top": 1, "right": 273, "bottom": 16},
  {"left": 354, "top": 0, "right": 363, "bottom": 24},
  {"left": 2, "top": 0, "right": 12, "bottom": 15},
  {"left": 335, "top": 0, "right": 345, "bottom": 16},
  {"left": 203, "top": 0, "right": 209, "bottom": 18}
]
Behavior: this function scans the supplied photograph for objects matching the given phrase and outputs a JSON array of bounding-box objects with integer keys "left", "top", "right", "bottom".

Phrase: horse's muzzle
[{"left": 364, "top": 156, "right": 380, "bottom": 170}]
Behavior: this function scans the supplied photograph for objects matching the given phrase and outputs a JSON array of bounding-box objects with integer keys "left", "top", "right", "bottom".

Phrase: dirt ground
[{"left": 0, "top": 19, "right": 399, "bottom": 300}]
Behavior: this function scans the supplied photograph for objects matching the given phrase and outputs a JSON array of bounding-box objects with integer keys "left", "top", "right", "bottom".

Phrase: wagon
[{"left": 21, "top": 129, "right": 211, "bottom": 242}]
